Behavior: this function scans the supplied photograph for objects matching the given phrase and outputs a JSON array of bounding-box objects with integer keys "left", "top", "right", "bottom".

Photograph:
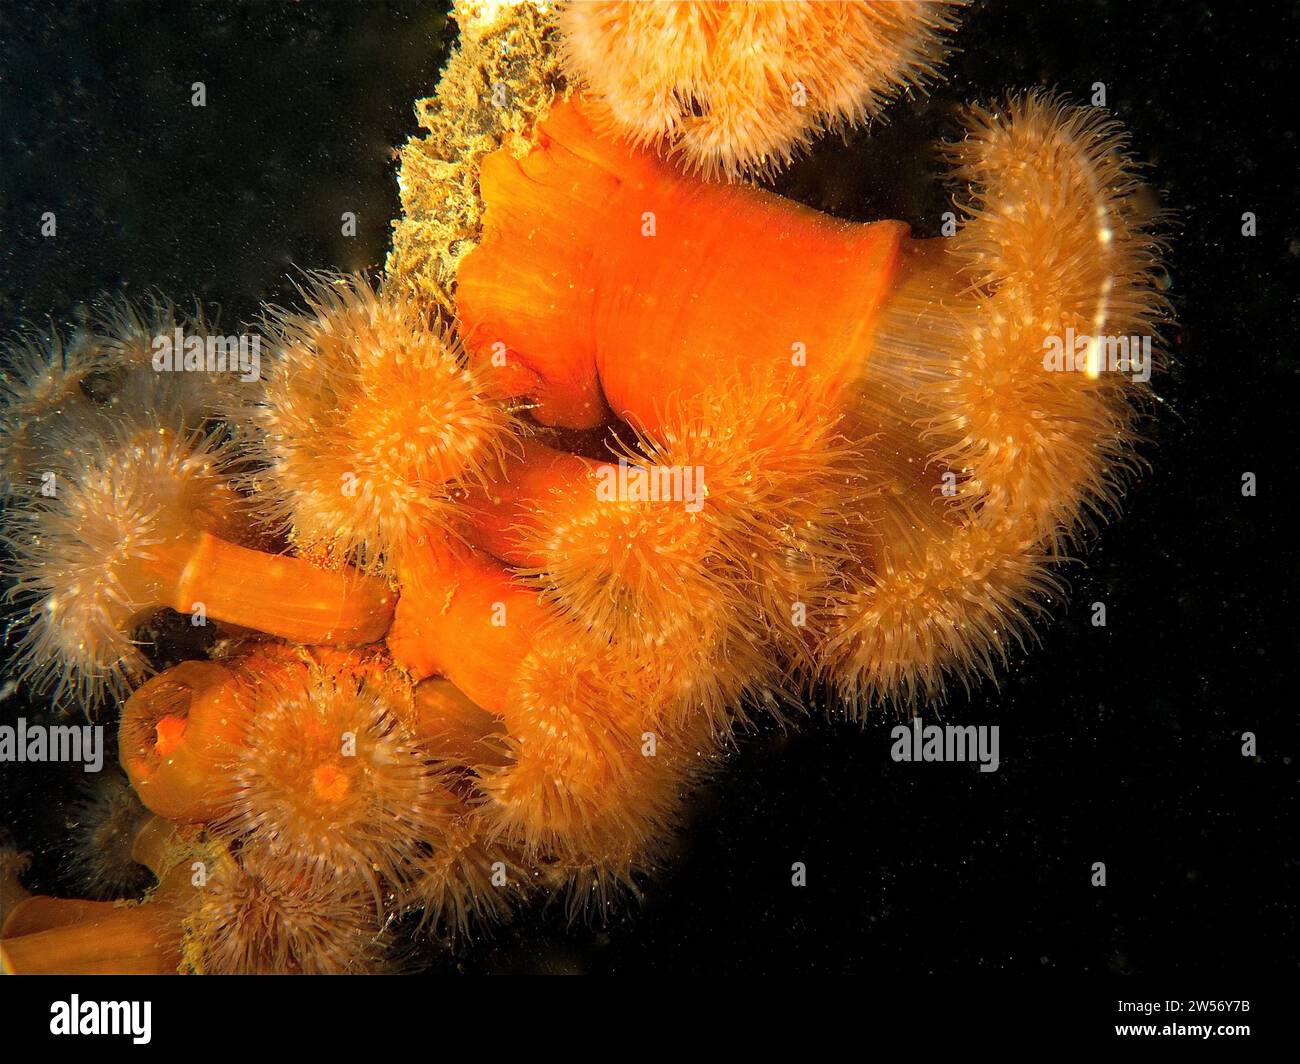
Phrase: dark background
[{"left": 0, "top": 0, "right": 1295, "bottom": 976}]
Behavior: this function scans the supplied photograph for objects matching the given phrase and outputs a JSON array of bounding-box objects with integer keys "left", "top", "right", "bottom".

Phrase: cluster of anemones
[{"left": 1, "top": 1, "right": 1167, "bottom": 974}]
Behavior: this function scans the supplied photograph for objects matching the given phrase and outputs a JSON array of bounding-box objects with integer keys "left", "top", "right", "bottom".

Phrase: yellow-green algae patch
[{"left": 386, "top": 0, "right": 567, "bottom": 319}]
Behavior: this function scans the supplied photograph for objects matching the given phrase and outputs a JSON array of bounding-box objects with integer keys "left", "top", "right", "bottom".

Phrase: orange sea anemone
[
  {"left": 557, "top": 0, "right": 963, "bottom": 181},
  {"left": 457, "top": 97, "right": 907, "bottom": 431},
  {"left": 454, "top": 405, "right": 851, "bottom": 718},
  {"left": 118, "top": 658, "right": 261, "bottom": 821},
  {"left": 388, "top": 542, "right": 723, "bottom": 889},
  {"left": 1, "top": 825, "right": 393, "bottom": 975},
  {"left": 401, "top": 806, "right": 525, "bottom": 941},
  {"left": 812, "top": 95, "right": 1166, "bottom": 705},
  {"left": 461, "top": 435, "right": 738, "bottom": 660},
  {"left": 456, "top": 92, "right": 1168, "bottom": 706},
  {"left": 615, "top": 385, "right": 869, "bottom": 671},
  {"left": 923, "top": 95, "right": 1167, "bottom": 540},
  {"left": 0, "top": 853, "right": 191, "bottom": 975},
  {"left": 250, "top": 274, "right": 516, "bottom": 572},
  {"left": 8, "top": 641, "right": 527, "bottom": 970},
  {"left": 473, "top": 638, "right": 719, "bottom": 911},
  {"left": 0, "top": 423, "right": 393, "bottom": 708},
  {"left": 823, "top": 511, "right": 1064, "bottom": 706},
  {"left": 211, "top": 650, "right": 463, "bottom": 904},
  {"left": 182, "top": 843, "right": 392, "bottom": 975},
  {"left": 124, "top": 644, "right": 469, "bottom": 900}
]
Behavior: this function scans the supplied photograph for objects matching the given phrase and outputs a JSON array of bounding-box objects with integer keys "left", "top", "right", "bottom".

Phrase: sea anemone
[
  {"left": 474, "top": 640, "right": 712, "bottom": 897},
  {"left": 403, "top": 809, "right": 524, "bottom": 941},
  {"left": 61, "top": 767, "right": 155, "bottom": 899},
  {"left": 0, "top": 860, "right": 190, "bottom": 975},
  {"left": 824, "top": 512, "right": 1064, "bottom": 706},
  {"left": 919, "top": 93, "right": 1167, "bottom": 541},
  {"left": 387, "top": 541, "right": 552, "bottom": 708},
  {"left": 455, "top": 413, "right": 836, "bottom": 729},
  {"left": 0, "top": 423, "right": 393, "bottom": 709},
  {"left": 183, "top": 843, "right": 391, "bottom": 975},
  {"left": 455, "top": 92, "right": 1168, "bottom": 706},
  {"left": 463, "top": 436, "right": 731, "bottom": 658},
  {"left": 0, "top": 328, "right": 106, "bottom": 499},
  {"left": 557, "top": 0, "right": 963, "bottom": 181},
  {"left": 118, "top": 658, "right": 261, "bottom": 821},
  {"left": 1, "top": 829, "right": 392, "bottom": 975},
  {"left": 389, "top": 542, "right": 721, "bottom": 885},
  {"left": 89, "top": 295, "right": 249, "bottom": 434},
  {"left": 476, "top": 641, "right": 645, "bottom": 848},
  {"left": 486, "top": 670, "right": 721, "bottom": 921},
  {"left": 1, "top": 298, "right": 251, "bottom": 500},
  {"left": 409, "top": 676, "right": 511, "bottom": 769},
  {"left": 617, "top": 384, "right": 869, "bottom": 671},
  {"left": 457, "top": 97, "right": 908, "bottom": 430},
  {"left": 250, "top": 274, "right": 515, "bottom": 572},
  {"left": 211, "top": 650, "right": 461, "bottom": 905}
]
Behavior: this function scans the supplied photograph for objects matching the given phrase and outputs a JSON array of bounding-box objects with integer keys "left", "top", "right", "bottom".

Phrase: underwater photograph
[{"left": 0, "top": 0, "right": 1294, "bottom": 1038}]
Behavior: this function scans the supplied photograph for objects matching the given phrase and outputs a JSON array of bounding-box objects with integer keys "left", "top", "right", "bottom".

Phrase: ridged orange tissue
[{"left": 458, "top": 99, "right": 906, "bottom": 431}]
